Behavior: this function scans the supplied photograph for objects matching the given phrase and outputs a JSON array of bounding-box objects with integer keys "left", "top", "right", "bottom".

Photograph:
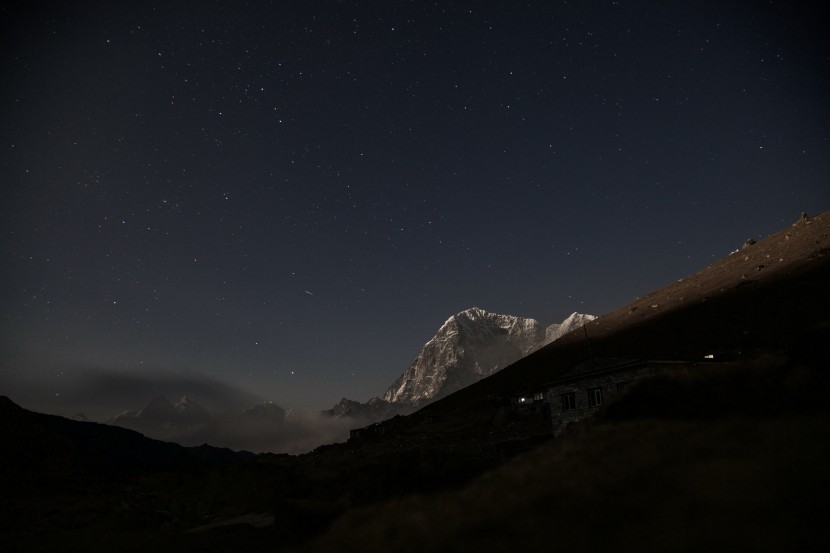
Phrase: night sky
[{"left": 2, "top": 1, "right": 828, "bottom": 419}]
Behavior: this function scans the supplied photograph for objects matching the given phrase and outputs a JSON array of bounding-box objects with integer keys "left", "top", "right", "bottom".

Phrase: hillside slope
[
  {"left": 2, "top": 212, "right": 828, "bottom": 553},
  {"left": 420, "top": 211, "right": 830, "bottom": 418},
  {"left": 299, "top": 359, "right": 830, "bottom": 553},
  {"left": 295, "top": 211, "right": 830, "bottom": 553}
]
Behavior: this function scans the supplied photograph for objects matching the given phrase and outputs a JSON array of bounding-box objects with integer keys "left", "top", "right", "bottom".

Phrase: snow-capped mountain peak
[
  {"left": 545, "top": 312, "right": 598, "bottom": 343},
  {"left": 383, "top": 307, "right": 591, "bottom": 406}
]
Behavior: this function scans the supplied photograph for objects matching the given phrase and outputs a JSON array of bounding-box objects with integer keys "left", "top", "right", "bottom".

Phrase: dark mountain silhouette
[
  {"left": 2, "top": 211, "right": 829, "bottom": 552},
  {"left": 0, "top": 395, "right": 252, "bottom": 487}
]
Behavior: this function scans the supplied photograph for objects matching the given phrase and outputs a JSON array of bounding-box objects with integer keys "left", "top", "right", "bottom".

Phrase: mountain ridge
[
  {"left": 2, "top": 211, "right": 828, "bottom": 552},
  {"left": 414, "top": 210, "right": 830, "bottom": 417},
  {"left": 325, "top": 308, "right": 595, "bottom": 421},
  {"left": 384, "top": 307, "right": 595, "bottom": 406}
]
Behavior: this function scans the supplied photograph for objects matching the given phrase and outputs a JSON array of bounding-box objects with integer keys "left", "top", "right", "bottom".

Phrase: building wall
[{"left": 548, "top": 365, "right": 661, "bottom": 434}]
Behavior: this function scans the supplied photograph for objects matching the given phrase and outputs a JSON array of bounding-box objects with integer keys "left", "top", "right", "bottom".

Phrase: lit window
[
  {"left": 561, "top": 392, "right": 576, "bottom": 411},
  {"left": 588, "top": 387, "right": 603, "bottom": 407}
]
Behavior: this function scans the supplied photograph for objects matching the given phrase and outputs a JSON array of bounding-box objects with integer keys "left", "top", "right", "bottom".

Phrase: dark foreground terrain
[
  {"left": 2, "top": 212, "right": 829, "bottom": 552},
  {"left": 300, "top": 356, "right": 830, "bottom": 553}
]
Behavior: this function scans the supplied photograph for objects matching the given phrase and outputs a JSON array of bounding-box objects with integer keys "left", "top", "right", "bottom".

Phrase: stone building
[
  {"left": 509, "top": 390, "right": 549, "bottom": 418},
  {"left": 547, "top": 357, "right": 663, "bottom": 434}
]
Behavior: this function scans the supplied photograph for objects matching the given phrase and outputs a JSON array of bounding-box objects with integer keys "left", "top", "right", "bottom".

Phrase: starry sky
[{"left": 2, "top": 1, "right": 828, "bottom": 419}]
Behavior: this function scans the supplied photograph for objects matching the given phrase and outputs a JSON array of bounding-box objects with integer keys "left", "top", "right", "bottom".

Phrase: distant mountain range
[
  {"left": 0, "top": 395, "right": 252, "bottom": 487},
  {"left": 106, "top": 308, "right": 594, "bottom": 444},
  {"left": 101, "top": 306, "right": 594, "bottom": 441},
  {"left": 111, "top": 395, "right": 212, "bottom": 432},
  {"left": 3, "top": 211, "right": 828, "bottom": 552},
  {"left": 109, "top": 395, "right": 287, "bottom": 446},
  {"left": 324, "top": 308, "right": 595, "bottom": 420}
]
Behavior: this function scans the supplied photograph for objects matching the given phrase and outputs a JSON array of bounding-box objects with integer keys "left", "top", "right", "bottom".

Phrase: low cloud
[
  {"left": 148, "top": 408, "right": 359, "bottom": 455},
  {"left": 6, "top": 366, "right": 366, "bottom": 454},
  {"left": 72, "top": 368, "right": 266, "bottom": 416}
]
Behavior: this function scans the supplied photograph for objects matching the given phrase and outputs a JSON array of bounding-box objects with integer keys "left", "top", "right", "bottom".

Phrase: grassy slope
[
  {"left": 299, "top": 357, "right": 830, "bottom": 553},
  {"left": 415, "top": 211, "right": 830, "bottom": 418},
  {"left": 292, "top": 213, "right": 830, "bottom": 551},
  {"left": 3, "top": 213, "right": 828, "bottom": 552}
]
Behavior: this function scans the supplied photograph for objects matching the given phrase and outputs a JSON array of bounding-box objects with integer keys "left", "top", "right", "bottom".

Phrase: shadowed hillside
[
  {"left": 298, "top": 357, "right": 830, "bottom": 553},
  {"left": 2, "top": 212, "right": 828, "bottom": 552},
  {"left": 413, "top": 211, "right": 830, "bottom": 421},
  {"left": 292, "top": 211, "right": 830, "bottom": 551}
]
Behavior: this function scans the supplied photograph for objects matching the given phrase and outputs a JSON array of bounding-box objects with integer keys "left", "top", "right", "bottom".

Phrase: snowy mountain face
[
  {"left": 382, "top": 307, "right": 594, "bottom": 406},
  {"left": 544, "top": 312, "right": 598, "bottom": 344}
]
